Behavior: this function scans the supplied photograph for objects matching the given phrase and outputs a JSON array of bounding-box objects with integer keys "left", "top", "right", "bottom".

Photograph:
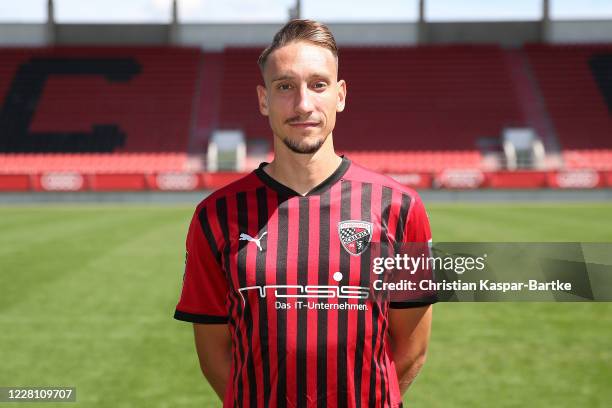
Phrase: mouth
[{"left": 288, "top": 122, "right": 320, "bottom": 128}]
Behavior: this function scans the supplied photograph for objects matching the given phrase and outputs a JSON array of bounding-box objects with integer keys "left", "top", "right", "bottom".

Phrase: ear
[
  {"left": 256, "top": 85, "right": 269, "bottom": 116},
  {"left": 336, "top": 79, "right": 347, "bottom": 112}
]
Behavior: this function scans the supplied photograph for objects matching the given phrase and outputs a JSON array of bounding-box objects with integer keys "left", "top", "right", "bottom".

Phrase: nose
[{"left": 294, "top": 84, "right": 314, "bottom": 115}]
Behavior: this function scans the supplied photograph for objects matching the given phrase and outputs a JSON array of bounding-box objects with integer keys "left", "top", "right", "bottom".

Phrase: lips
[{"left": 289, "top": 122, "right": 319, "bottom": 127}]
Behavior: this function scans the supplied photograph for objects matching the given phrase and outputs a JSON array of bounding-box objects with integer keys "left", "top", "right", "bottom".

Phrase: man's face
[{"left": 257, "top": 41, "right": 346, "bottom": 155}]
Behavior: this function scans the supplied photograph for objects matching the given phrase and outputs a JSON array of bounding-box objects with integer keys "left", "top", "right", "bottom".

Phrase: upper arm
[
  {"left": 390, "top": 192, "right": 437, "bottom": 308},
  {"left": 174, "top": 206, "right": 230, "bottom": 324},
  {"left": 193, "top": 323, "right": 232, "bottom": 400},
  {"left": 388, "top": 305, "right": 433, "bottom": 361},
  {"left": 193, "top": 323, "right": 232, "bottom": 361}
]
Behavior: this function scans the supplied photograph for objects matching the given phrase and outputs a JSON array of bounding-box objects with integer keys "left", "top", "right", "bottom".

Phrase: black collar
[{"left": 254, "top": 156, "right": 351, "bottom": 197}]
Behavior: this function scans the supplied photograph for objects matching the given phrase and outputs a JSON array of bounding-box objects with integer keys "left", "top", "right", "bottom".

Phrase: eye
[
  {"left": 313, "top": 82, "right": 327, "bottom": 90},
  {"left": 277, "top": 83, "right": 293, "bottom": 91}
]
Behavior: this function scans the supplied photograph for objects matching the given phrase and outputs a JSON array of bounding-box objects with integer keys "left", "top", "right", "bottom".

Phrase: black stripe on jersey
[
  {"left": 353, "top": 182, "right": 372, "bottom": 407},
  {"left": 217, "top": 196, "right": 243, "bottom": 408},
  {"left": 227, "top": 281, "right": 240, "bottom": 408},
  {"left": 316, "top": 189, "right": 331, "bottom": 407},
  {"left": 216, "top": 197, "right": 230, "bottom": 283},
  {"left": 296, "top": 198, "right": 309, "bottom": 406},
  {"left": 236, "top": 192, "right": 258, "bottom": 408},
  {"left": 367, "top": 302, "right": 381, "bottom": 408},
  {"left": 395, "top": 194, "right": 412, "bottom": 248},
  {"left": 337, "top": 180, "right": 351, "bottom": 408},
  {"left": 255, "top": 187, "right": 271, "bottom": 404},
  {"left": 275, "top": 195, "right": 289, "bottom": 408},
  {"left": 173, "top": 310, "right": 228, "bottom": 324},
  {"left": 369, "top": 186, "right": 392, "bottom": 408},
  {"left": 198, "top": 206, "right": 221, "bottom": 265},
  {"left": 381, "top": 187, "right": 394, "bottom": 407},
  {"left": 390, "top": 193, "right": 436, "bottom": 309},
  {"left": 170, "top": 206, "right": 230, "bottom": 325},
  {"left": 379, "top": 303, "right": 390, "bottom": 408},
  {"left": 380, "top": 187, "right": 393, "bottom": 248}
]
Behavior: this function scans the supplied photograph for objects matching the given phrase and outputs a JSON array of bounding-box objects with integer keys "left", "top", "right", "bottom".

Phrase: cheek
[
  {"left": 322, "top": 94, "right": 339, "bottom": 114},
  {"left": 324, "top": 112, "right": 337, "bottom": 129},
  {"left": 321, "top": 99, "right": 338, "bottom": 123},
  {"left": 268, "top": 98, "right": 292, "bottom": 117}
]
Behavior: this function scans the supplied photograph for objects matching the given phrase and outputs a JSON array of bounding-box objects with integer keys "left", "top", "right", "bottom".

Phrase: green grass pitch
[{"left": 0, "top": 203, "right": 611, "bottom": 407}]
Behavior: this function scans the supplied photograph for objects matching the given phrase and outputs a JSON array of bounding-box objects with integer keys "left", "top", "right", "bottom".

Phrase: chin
[{"left": 282, "top": 135, "right": 327, "bottom": 155}]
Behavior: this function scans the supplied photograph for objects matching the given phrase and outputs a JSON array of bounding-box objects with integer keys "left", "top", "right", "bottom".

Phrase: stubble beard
[{"left": 281, "top": 133, "right": 328, "bottom": 155}]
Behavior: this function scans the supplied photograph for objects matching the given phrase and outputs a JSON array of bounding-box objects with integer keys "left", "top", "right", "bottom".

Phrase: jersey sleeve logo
[
  {"left": 239, "top": 231, "right": 267, "bottom": 252},
  {"left": 338, "top": 220, "right": 373, "bottom": 256}
]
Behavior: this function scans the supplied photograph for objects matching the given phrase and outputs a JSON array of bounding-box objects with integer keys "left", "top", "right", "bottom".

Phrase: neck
[{"left": 264, "top": 133, "right": 342, "bottom": 196}]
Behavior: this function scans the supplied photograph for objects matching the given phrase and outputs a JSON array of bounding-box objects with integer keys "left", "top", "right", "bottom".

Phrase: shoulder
[
  {"left": 194, "top": 171, "right": 261, "bottom": 215},
  {"left": 344, "top": 159, "right": 424, "bottom": 204}
]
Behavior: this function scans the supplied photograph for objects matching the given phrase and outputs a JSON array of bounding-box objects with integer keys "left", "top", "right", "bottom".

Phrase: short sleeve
[
  {"left": 404, "top": 194, "right": 431, "bottom": 243},
  {"left": 174, "top": 207, "right": 230, "bottom": 323},
  {"left": 389, "top": 194, "right": 438, "bottom": 309}
]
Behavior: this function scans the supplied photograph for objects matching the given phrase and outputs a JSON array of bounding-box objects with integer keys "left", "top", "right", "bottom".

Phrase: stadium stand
[
  {"left": 213, "top": 45, "right": 525, "bottom": 151},
  {"left": 337, "top": 46, "right": 525, "bottom": 151},
  {"left": 214, "top": 48, "right": 267, "bottom": 142},
  {"left": 0, "top": 46, "right": 200, "bottom": 153},
  {"left": 344, "top": 150, "right": 482, "bottom": 172},
  {"left": 562, "top": 149, "right": 612, "bottom": 170},
  {"left": 1, "top": 43, "right": 612, "bottom": 191},
  {"left": 525, "top": 44, "right": 612, "bottom": 150},
  {"left": 0, "top": 153, "right": 198, "bottom": 173},
  {"left": 192, "top": 51, "right": 224, "bottom": 152}
]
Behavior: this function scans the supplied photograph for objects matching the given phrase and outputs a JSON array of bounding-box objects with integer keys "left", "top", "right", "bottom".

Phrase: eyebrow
[{"left": 271, "top": 73, "right": 331, "bottom": 83}]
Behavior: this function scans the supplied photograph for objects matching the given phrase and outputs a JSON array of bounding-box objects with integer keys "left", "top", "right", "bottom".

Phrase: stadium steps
[
  {"left": 525, "top": 44, "right": 612, "bottom": 150},
  {"left": 191, "top": 52, "right": 225, "bottom": 153},
  {"left": 504, "top": 49, "right": 561, "bottom": 152}
]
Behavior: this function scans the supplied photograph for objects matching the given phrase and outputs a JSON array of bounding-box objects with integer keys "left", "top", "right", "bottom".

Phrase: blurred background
[
  {"left": 0, "top": 0, "right": 611, "bottom": 194},
  {"left": 0, "top": 1, "right": 611, "bottom": 407}
]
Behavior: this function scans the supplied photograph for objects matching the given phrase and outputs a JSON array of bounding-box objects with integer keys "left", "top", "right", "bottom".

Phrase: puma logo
[{"left": 239, "top": 232, "right": 267, "bottom": 252}]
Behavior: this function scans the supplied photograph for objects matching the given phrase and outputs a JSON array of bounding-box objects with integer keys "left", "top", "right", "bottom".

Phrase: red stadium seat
[
  {"left": 562, "top": 149, "right": 612, "bottom": 170},
  {"left": 0, "top": 46, "right": 200, "bottom": 153},
  {"left": 0, "top": 153, "right": 194, "bottom": 174},
  {"left": 210, "top": 45, "right": 524, "bottom": 151},
  {"left": 525, "top": 44, "right": 612, "bottom": 150},
  {"left": 342, "top": 150, "right": 483, "bottom": 172}
]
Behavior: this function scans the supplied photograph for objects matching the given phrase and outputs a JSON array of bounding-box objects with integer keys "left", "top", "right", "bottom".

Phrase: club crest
[{"left": 338, "top": 220, "right": 373, "bottom": 256}]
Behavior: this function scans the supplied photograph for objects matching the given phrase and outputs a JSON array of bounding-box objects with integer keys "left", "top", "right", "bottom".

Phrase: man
[{"left": 174, "top": 19, "right": 435, "bottom": 408}]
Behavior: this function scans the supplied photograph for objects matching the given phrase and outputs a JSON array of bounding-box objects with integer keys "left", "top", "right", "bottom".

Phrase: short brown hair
[{"left": 258, "top": 19, "right": 338, "bottom": 71}]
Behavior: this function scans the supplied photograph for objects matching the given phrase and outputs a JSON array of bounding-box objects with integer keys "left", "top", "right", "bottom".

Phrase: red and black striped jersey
[{"left": 174, "top": 157, "right": 435, "bottom": 408}]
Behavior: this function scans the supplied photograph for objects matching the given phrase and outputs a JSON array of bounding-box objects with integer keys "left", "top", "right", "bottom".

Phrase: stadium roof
[{"left": 1, "top": 0, "right": 612, "bottom": 23}]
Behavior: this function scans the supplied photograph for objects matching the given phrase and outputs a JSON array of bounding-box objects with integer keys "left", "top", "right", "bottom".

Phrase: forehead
[{"left": 263, "top": 41, "right": 337, "bottom": 81}]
